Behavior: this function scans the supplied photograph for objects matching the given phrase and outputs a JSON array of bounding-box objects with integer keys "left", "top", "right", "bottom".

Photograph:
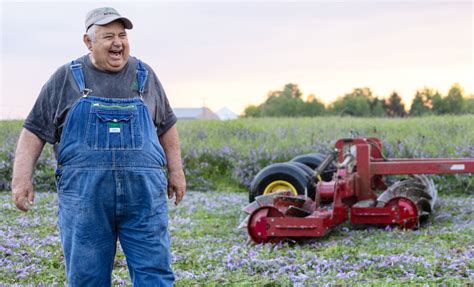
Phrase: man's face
[{"left": 85, "top": 21, "right": 130, "bottom": 72}]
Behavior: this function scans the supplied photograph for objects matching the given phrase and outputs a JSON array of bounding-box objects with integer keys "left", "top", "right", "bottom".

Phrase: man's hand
[
  {"left": 167, "top": 169, "right": 186, "bottom": 206},
  {"left": 12, "top": 178, "right": 35, "bottom": 212},
  {"left": 159, "top": 125, "right": 186, "bottom": 206},
  {"left": 11, "top": 128, "right": 45, "bottom": 212}
]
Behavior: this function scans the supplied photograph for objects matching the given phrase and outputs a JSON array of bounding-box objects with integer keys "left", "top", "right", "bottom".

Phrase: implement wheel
[
  {"left": 249, "top": 162, "right": 313, "bottom": 202},
  {"left": 247, "top": 206, "right": 284, "bottom": 244},
  {"left": 288, "top": 161, "right": 314, "bottom": 177},
  {"left": 290, "top": 153, "right": 335, "bottom": 182}
]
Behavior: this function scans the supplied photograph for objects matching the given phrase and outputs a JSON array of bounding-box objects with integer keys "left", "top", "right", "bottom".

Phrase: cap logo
[{"left": 103, "top": 8, "right": 118, "bottom": 16}]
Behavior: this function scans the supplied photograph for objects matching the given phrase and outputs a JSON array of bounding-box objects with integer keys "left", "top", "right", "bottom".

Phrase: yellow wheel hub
[{"left": 263, "top": 180, "right": 298, "bottom": 196}]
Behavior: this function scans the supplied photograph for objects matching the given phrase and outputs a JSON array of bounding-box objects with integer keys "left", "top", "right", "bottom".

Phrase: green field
[
  {"left": 1, "top": 191, "right": 473, "bottom": 285},
  {"left": 0, "top": 116, "right": 473, "bottom": 285},
  {"left": 1, "top": 116, "right": 473, "bottom": 193}
]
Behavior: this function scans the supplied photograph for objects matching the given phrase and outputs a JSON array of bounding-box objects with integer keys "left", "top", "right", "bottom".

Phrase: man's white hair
[{"left": 86, "top": 24, "right": 97, "bottom": 42}]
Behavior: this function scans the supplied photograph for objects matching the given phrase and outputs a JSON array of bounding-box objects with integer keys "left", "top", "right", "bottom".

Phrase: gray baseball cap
[{"left": 85, "top": 7, "right": 133, "bottom": 31}]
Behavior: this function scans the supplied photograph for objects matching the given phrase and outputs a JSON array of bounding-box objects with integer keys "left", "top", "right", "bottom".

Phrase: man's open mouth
[{"left": 109, "top": 50, "right": 122, "bottom": 59}]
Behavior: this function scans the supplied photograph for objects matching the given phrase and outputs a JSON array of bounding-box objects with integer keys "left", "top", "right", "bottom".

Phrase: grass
[
  {"left": 3, "top": 115, "right": 474, "bottom": 154},
  {"left": 1, "top": 116, "right": 473, "bottom": 193},
  {"left": 1, "top": 116, "right": 473, "bottom": 285},
  {"left": 1, "top": 191, "right": 473, "bottom": 285},
  {"left": 177, "top": 115, "right": 474, "bottom": 155}
]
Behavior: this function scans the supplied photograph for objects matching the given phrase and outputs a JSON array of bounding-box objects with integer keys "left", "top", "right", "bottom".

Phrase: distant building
[
  {"left": 216, "top": 107, "right": 238, "bottom": 120},
  {"left": 173, "top": 107, "right": 219, "bottom": 120}
]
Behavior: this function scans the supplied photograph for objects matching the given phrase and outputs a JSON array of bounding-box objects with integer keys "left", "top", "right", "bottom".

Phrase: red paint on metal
[
  {"left": 372, "top": 160, "right": 474, "bottom": 175},
  {"left": 246, "top": 137, "right": 474, "bottom": 244},
  {"left": 318, "top": 181, "right": 336, "bottom": 201},
  {"left": 350, "top": 199, "right": 418, "bottom": 228},
  {"left": 247, "top": 206, "right": 284, "bottom": 244}
]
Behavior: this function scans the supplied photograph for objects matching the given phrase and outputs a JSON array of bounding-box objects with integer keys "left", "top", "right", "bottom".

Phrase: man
[{"left": 11, "top": 7, "right": 186, "bottom": 286}]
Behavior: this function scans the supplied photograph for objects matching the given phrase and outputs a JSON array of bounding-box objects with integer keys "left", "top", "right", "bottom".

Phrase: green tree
[
  {"left": 409, "top": 88, "right": 438, "bottom": 116},
  {"left": 371, "top": 97, "right": 386, "bottom": 117},
  {"left": 443, "top": 83, "right": 464, "bottom": 114},
  {"left": 384, "top": 91, "right": 406, "bottom": 117},
  {"left": 430, "top": 91, "right": 445, "bottom": 115},
  {"left": 329, "top": 88, "right": 373, "bottom": 117},
  {"left": 242, "top": 83, "right": 326, "bottom": 117},
  {"left": 302, "top": 94, "right": 325, "bottom": 116},
  {"left": 243, "top": 105, "right": 262, "bottom": 117},
  {"left": 279, "top": 83, "right": 303, "bottom": 99},
  {"left": 462, "top": 95, "right": 474, "bottom": 114},
  {"left": 262, "top": 90, "right": 305, "bottom": 117}
]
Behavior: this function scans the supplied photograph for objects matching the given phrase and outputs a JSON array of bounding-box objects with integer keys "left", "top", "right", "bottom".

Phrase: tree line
[{"left": 243, "top": 83, "right": 474, "bottom": 117}]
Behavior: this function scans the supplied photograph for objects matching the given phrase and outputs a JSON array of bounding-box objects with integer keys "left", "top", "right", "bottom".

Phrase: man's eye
[{"left": 104, "top": 35, "right": 113, "bottom": 39}]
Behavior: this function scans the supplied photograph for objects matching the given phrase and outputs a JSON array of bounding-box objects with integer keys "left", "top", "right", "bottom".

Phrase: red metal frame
[{"left": 248, "top": 137, "right": 474, "bottom": 242}]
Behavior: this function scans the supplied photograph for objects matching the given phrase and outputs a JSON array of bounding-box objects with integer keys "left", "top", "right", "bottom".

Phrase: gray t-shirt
[{"left": 24, "top": 54, "right": 177, "bottom": 144}]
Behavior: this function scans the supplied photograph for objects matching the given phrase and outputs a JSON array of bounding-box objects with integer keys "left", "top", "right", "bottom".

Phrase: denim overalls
[{"left": 55, "top": 60, "right": 174, "bottom": 286}]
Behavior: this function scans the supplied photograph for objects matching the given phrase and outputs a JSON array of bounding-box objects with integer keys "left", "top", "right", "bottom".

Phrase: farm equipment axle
[{"left": 241, "top": 138, "right": 474, "bottom": 244}]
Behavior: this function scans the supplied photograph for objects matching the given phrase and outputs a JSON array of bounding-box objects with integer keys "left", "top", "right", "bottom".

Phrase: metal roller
[{"left": 376, "top": 175, "right": 437, "bottom": 221}]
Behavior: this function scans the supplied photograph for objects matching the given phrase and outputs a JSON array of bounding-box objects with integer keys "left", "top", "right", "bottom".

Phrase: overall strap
[
  {"left": 136, "top": 60, "right": 149, "bottom": 99},
  {"left": 69, "top": 60, "right": 91, "bottom": 96}
]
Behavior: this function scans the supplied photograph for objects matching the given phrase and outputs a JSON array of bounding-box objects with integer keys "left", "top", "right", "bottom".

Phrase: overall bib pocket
[{"left": 85, "top": 105, "right": 143, "bottom": 150}]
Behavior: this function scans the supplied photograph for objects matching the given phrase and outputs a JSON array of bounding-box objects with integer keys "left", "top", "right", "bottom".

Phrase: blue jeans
[{"left": 56, "top": 95, "right": 174, "bottom": 286}]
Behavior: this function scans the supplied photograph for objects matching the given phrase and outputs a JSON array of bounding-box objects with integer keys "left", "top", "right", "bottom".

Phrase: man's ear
[{"left": 83, "top": 34, "right": 92, "bottom": 51}]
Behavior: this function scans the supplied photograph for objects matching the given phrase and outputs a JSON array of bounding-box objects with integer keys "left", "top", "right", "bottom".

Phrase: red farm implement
[{"left": 240, "top": 137, "right": 474, "bottom": 244}]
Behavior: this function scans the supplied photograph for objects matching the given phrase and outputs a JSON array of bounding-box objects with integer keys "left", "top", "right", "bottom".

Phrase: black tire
[
  {"left": 290, "top": 153, "right": 325, "bottom": 169},
  {"left": 290, "top": 153, "right": 335, "bottom": 182},
  {"left": 249, "top": 162, "right": 314, "bottom": 202},
  {"left": 288, "top": 161, "right": 314, "bottom": 176}
]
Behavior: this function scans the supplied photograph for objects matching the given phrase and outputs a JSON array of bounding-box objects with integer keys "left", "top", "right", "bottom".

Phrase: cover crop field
[
  {"left": 0, "top": 116, "right": 473, "bottom": 285},
  {"left": 1, "top": 192, "right": 473, "bottom": 285}
]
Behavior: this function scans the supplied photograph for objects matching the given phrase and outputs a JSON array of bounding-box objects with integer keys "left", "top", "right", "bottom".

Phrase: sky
[{"left": 1, "top": 0, "right": 473, "bottom": 119}]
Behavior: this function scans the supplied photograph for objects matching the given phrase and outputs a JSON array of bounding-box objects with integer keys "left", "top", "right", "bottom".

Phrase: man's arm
[
  {"left": 159, "top": 124, "right": 186, "bottom": 205},
  {"left": 11, "top": 128, "right": 45, "bottom": 211}
]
